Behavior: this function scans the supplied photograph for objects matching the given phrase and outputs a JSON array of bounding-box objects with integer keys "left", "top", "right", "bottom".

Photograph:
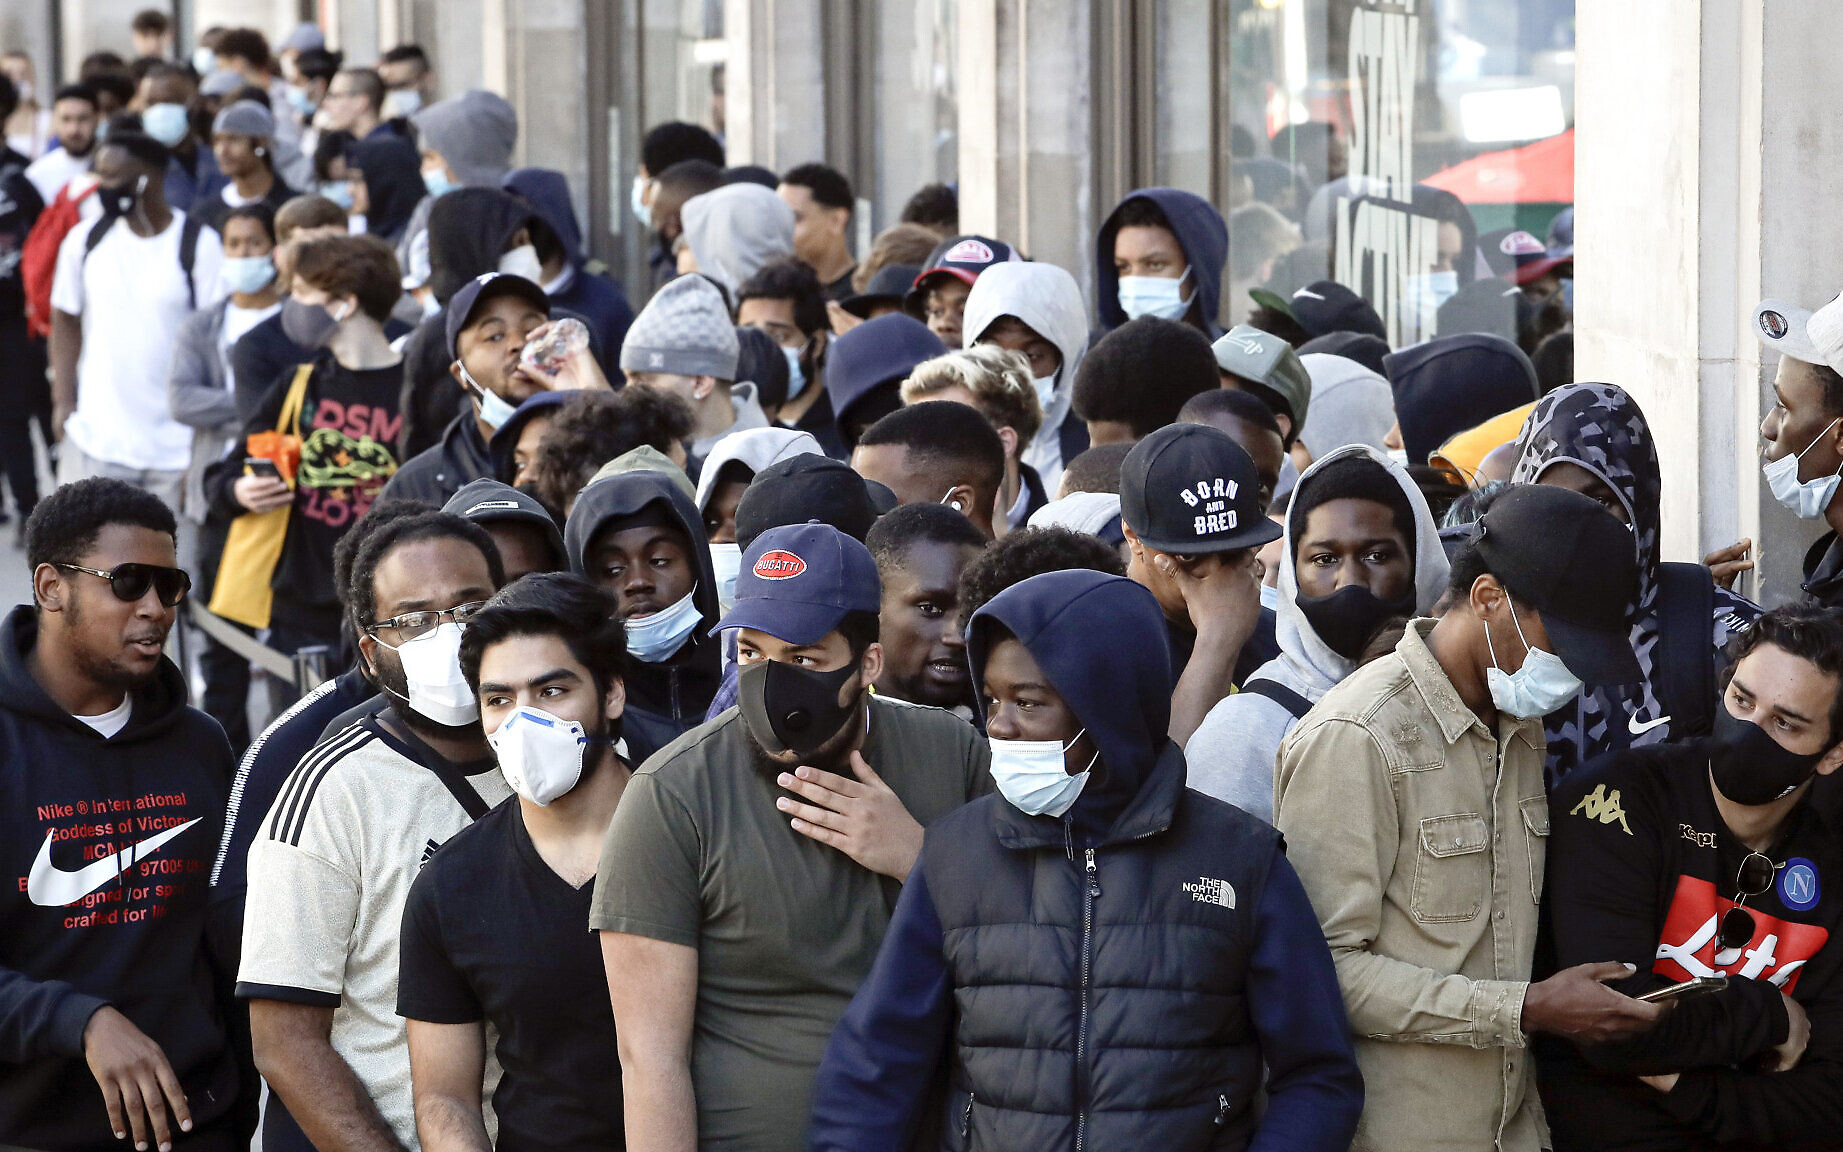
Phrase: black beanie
[
  {"left": 1072, "top": 316, "right": 1219, "bottom": 437},
  {"left": 1288, "top": 454, "right": 1416, "bottom": 558}
]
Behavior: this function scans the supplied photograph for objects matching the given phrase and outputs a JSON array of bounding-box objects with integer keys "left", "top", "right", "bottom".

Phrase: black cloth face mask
[
  {"left": 1709, "top": 706, "right": 1830, "bottom": 806},
  {"left": 737, "top": 658, "right": 860, "bottom": 756},
  {"left": 1295, "top": 583, "right": 1416, "bottom": 661}
]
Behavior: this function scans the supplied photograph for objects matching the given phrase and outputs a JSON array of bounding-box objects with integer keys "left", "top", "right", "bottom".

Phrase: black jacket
[
  {"left": 1803, "top": 532, "right": 1843, "bottom": 609},
  {"left": 0, "top": 607, "right": 240, "bottom": 1150},
  {"left": 1539, "top": 745, "right": 1843, "bottom": 1151},
  {"left": 380, "top": 412, "right": 492, "bottom": 507}
]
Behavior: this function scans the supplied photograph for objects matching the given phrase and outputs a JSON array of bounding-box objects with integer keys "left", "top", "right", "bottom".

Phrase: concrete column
[
  {"left": 1575, "top": 0, "right": 1843, "bottom": 605},
  {"left": 956, "top": 0, "right": 1096, "bottom": 306},
  {"left": 724, "top": 0, "right": 826, "bottom": 169},
  {"left": 55, "top": 0, "right": 142, "bottom": 77},
  {"left": 502, "top": 0, "right": 589, "bottom": 194}
]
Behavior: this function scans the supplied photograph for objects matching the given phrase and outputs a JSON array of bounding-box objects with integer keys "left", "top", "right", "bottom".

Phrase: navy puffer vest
[{"left": 922, "top": 742, "right": 1281, "bottom": 1152}]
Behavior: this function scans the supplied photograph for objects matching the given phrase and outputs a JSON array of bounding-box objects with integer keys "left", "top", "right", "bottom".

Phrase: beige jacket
[{"left": 1276, "top": 618, "right": 1551, "bottom": 1152}]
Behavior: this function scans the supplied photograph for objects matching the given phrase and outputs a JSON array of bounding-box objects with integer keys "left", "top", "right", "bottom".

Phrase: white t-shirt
[
  {"left": 51, "top": 211, "right": 223, "bottom": 471},
  {"left": 24, "top": 146, "right": 89, "bottom": 205},
  {"left": 73, "top": 696, "right": 132, "bottom": 739},
  {"left": 239, "top": 717, "right": 509, "bottom": 1148},
  {"left": 220, "top": 300, "right": 281, "bottom": 392}
]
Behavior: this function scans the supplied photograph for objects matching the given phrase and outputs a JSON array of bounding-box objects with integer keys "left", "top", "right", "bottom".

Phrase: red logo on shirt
[
  {"left": 753, "top": 550, "right": 806, "bottom": 580},
  {"left": 1653, "top": 875, "right": 1828, "bottom": 993}
]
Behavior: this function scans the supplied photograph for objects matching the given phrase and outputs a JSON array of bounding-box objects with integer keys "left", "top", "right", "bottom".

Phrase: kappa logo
[
  {"left": 943, "top": 239, "right": 994, "bottom": 264},
  {"left": 1760, "top": 309, "right": 1790, "bottom": 340},
  {"left": 1679, "top": 823, "right": 1716, "bottom": 850},
  {"left": 1570, "top": 784, "right": 1632, "bottom": 835},
  {"left": 753, "top": 550, "right": 807, "bottom": 580},
  {"left": 1182, "top": 876, "right": 1236, "bottom": 908}
]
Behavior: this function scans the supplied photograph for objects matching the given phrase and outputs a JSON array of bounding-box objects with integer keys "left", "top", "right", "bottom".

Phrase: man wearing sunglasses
[
  {"left": 2, "top": 479, "right": 242, "bottom": 1152},
  {"left": 1540, "top": 602, "right": 1843, "bottom": 1151},
  {"left": 237, "top": 510, "right": 510, "bottom": 1152}
]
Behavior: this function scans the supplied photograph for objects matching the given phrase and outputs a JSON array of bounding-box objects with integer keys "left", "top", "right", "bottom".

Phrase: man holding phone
[{"left": 1540, "top": 602, "right": 1843, "bottom": 1151}]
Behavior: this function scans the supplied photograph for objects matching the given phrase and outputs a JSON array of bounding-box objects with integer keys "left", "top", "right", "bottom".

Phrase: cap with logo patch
[
  {"left": 904, "top": 234, "right": 1022, "bottom": 312},
  {"left": 1120, "top": 423, "right": 1282, "bottom": 555},
  {"left": 1753, "top": 293, "right": 1843, "bottom": 377},
  {"left": 1211, "top": 324, "right": 1312, "bottom": 428},
  {"left": 712, "top": 521, "right": 882, "bottom": 645},
  {"left": 441, "top": 477, "right": 566, "bottom": 571},
  {"left": 446, "top": 272, "right": 550, "bottom": 361},
  {"left": 1253, "top": 280, "right": 1388, "bottom": 342},
  {"left": 1480, "top": 227, "right": 1568, "bottom": 286},
  {"left": 1468, "top": 484, "right": 1642, "bottom": 686}
]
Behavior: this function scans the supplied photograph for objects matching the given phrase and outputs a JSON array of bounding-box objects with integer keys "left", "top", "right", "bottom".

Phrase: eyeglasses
[
  {"left": 56, "top": 563, "right": 191, "bottom": 607},
  {"left": 1719, "top": 851, "right": 1782, "bottom": 951},
  {"left": 365, "top": 601, "right": 489, "bottom": 644}
]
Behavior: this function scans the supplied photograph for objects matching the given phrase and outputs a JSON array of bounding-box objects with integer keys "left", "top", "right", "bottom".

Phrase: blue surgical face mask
[
  {"left": 192, "top": 48, "right": 217, "bottom": 76},
  {"left": 988, "top": 728, "right": 1098, "bottom": 818},
  {"left": 459, "top": 363, "right": 518, "bottom": 431},
  {"left": 625, "top": 586, "right": 702, "bottom": 663},
  {"left": 630, "top": 175, "right": 654, "bottom": 229},
  {"left": 1484, "top": 599, "right": 1583, "bottom": 719},
  {"left": 1033, "top": 369, "right": 1058, "bottom": 413},
  {"left": 286, "top": 86, "right": 317, "bottom": 119},
  {"left": 142, "top": 103, "right": 191, "bottom": 148},
  {"left": 708, "top": 542, "right": 743, "bottom": 612},
  {"left": 222, "top": 255, "right": 276, "bottom": 296},
  {"left": 422, "top": 164, "right": 458, "bottom": 199},
  {"left": 1404, "top": 270, "right": 1460, "bottom": 320},
  {"left": 1558, "top": 277, "right": 1574, "bottom": 311},
  {"left": 382, "top": 88, "right": 423, "bottom": 119},
  {"left": 1117, "top": 269, "right": 1192, "bottom": 321},
  {"left": 319, "top": 180, "right": 355, "bottom": 210},
  {"left": 781, "top": 345, "right": 807, "bottom": 400}
]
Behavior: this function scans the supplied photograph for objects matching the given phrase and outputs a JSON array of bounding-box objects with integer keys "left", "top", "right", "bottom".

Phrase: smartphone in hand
[{"left": 1637, "top": 976, "right": 1729, "bottom": 1003}]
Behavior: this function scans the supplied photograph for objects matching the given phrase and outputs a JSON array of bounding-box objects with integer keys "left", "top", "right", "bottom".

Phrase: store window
[{"left": 869, "top": 0, "right": 958, "bottom": 234}]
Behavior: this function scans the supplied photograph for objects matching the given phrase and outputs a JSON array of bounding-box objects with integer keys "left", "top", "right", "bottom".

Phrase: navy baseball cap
[
  {"left": 904, "top": 235, "right": 1021, "bottom": 312},
  {"left": 445, "top": 272, "right": 550, "bottom": 361},
  {"left": 713, "top": 521, "right": 882, "bottom": 645},
  {"left": 1120, "top": 424, "right": 1282, "bottom": 555}
]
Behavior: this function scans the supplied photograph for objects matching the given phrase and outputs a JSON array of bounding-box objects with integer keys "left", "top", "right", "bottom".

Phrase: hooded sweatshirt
[
  {"left": 1384, "top": 332, "right": 1540, "bottom": 465},
  {"left": 0, "top": 607, "right": 239, "bottom": 1150},
  {"left": 810, "top": 571, "right": 1362, "bottom": 1152},
  {"left": 503, "top": 167, "right": 636, "bottom": 379},
  {"left": 681, "top": 183, "right": 797, "bottom": 299},
  {"left": 564, "top": 466, "right": 722, "bottom": 764},
  {"left": 412, "top": 90, "right": 517, "bottom": 187},
  {"left": 1507, "top": 383, "right": 1760, "bottom": 782},
  {"left": 693, "top": 427, "right": 823, "bottom": 517},
  {"left": 1296, "top": 353, "right": 1398, "bottom": 458},
  {"left": 962, "top": 261, "right": 1091, "bottom": 488},
  {"left": 442, "top": 476, "right": 567, "bottom": 572},
  {"left": 347, "top": 136, "right": 424, "bottom": 243},
  {"left": 1094, "top": 188, "right": 1228, "bottom": 337},
  {"left": 1185, "top": 446, "right": 1448, "bottom": 822}
]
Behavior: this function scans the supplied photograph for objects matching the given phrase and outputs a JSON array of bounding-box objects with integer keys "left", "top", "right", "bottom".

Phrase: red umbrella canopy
[{"left": 1424, "top": 128, "right": 1574, "bottom": 204}]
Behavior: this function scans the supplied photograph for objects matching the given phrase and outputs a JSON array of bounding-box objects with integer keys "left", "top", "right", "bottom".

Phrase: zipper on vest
[
  {"left": 1214, "top": 1093, "right": 1231, "bottom": 1126},
  {"left": 961, "top": 1094, "right": 973, "bottom": 1142},
  {"left": 1076, "top": 846, "right": 1100, "bottom": 1152}
]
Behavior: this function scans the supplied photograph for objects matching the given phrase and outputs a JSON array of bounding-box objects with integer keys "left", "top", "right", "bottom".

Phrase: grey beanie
[
  {"left": 213, "top": 100, "right": 275, "bottom": 140},
  {"left": 620, "top": 274, "right": 741, "bottom": 380},
  {"left": 412, "top": 90, "right": 518, "bottom": 186}
]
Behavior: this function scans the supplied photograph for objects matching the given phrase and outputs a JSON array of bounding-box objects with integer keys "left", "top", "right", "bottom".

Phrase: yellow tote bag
[{"left": 207, "top": 364, "right": 313, "bottom": 629}]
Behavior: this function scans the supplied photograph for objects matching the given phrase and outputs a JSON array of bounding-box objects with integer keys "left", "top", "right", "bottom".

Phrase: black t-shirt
[{"left": 398, "top": 798, "right": 622, "bottom": 1152}]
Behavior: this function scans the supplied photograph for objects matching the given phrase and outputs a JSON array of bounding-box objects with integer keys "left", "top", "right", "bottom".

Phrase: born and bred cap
[
  {"left": 1753, "top": 293, "right": 1843, "bottom": 377},
  {"left": 1119, "top": 423, "right": 1282, "bottom": 555},
  {"left": 733, "top": 455, "right": 880, "bottom": 549},
  {"left": 1211, "top": 325, "right": 1312, "bottom": 428},
  {"left": 713, "top": 521, "right": 882, "bottom": 645},
  {"left": 446, "top": 272, "right": 550, "bottom": 360},
  {"left": 1469, "top": 484, "right": 1641, "bottom": 685}
]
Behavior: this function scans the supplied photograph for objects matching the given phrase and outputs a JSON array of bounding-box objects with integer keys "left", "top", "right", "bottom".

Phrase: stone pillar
[
  {"left": 724, "top": 0, "right": 826, "bottom": 169},
  {"left": 956, "top": 0, "right": 1096, "bottom": 305},
  {"left": 1575, "top": 1, "right": 1843, "bottom": 605}
]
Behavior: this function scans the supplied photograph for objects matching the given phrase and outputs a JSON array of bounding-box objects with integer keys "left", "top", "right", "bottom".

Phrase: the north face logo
[
  {"left": 753, "top": 550, "right": 806, "bottom": 579},
  {"left": 1182, "top": 876, "right": 1236, "bottom": 908},
  {"left": 944, "top": 239, "right": 994, "bottom": 264},
  {"left": 1570, "top": 784, "right": 1632, "bottom": 835}
]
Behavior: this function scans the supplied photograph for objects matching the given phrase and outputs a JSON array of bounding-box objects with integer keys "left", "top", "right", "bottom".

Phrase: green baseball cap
[{"left": 1210, "top": 324, "right": 1312, "bottom": 429}]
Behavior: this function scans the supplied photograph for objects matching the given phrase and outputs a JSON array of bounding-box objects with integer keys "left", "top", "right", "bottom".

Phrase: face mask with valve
[
  {"left": 737, "top": 657, "right": 862, "bottom": 756},
  {"left": 488, "top": 705, "right": 618, "bottom": 806},
  {"left": 95, "top": 173, "right": 147, "bottom": 220},
  {"left": 989, "top": 729, "right": 1098, "bottom": 818},
  {"left": 624, "top": 587, "right": 703, "bottom": 664},
  {"left": 1483, "top": 598, "right": 1583, "bottom": 719}
]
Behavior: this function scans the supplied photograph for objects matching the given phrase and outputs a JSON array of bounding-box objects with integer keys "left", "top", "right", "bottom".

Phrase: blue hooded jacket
[
  {"left": 809, "top": 571, "right": 1362, "bottom": 1152},
  {"left": 504, "top": 167, "right": 637, "bottom": 379},
  {"left": 1095, "top": 187, "right": 1229, "bottom": 336}
]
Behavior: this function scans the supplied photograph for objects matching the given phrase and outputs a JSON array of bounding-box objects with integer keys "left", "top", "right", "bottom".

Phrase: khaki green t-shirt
[{"left": 591, "top": 696, "right": 990, "bottom": 1152}]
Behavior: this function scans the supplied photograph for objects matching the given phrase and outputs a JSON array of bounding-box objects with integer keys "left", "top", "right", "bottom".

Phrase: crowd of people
[{"left": 4, "top": 10, "right": 1843, "bottom": 1152}]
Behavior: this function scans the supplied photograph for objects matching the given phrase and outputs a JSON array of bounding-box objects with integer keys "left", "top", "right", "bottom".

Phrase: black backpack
[{"left": 83, "top": 212, "right": 204, "bottom": 310}]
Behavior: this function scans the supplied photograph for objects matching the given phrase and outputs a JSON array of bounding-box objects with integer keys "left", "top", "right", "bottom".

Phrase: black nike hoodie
[{"left": 0, "top": 606, "right": 240, "bottom": 1151}]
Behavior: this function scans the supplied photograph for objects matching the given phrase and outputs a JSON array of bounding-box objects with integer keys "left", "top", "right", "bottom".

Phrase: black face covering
[
  {"left": 1709, "top": 707, "right": 1830, "bottom": 806},
  {"left": 95, "top": 179, "right": 140, "bottom": 219},
  {"left": 737, "top": 658, "right": 860, "bottom": 756},
  {"left": 1295, "top": 584, "right": 1416, "bottom": 660}
]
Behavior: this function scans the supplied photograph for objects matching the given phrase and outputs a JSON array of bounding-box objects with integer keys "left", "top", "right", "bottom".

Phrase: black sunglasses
[
  {"left": 57, "top": 563, "right": 191, "bottom": 607},
  {"left": 1718, "top": 852, "right": 1781, "bottom": 951}
]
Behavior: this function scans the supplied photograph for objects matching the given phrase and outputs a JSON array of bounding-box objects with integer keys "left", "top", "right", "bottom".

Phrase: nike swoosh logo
[
  {"left": 1629, "top": 713, "right": 1673, "bottom": 736},
  {"left": 27, "top": 819, "right": 203, "bottom": 907}
]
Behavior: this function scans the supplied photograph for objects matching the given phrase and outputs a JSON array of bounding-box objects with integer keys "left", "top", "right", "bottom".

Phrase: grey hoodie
[
  {"left": 681, "top": 183, "right": 796, "bottom": 298},
  {"left": 412, "top": 90, "right": 517, "bottom": 186},
  {"left": 1184, "top": 444, "right": 1448, "bottom": 822},
  {"left": 961, "top": 261, "right": 1089, "bottom": 488},
  {"left": 692, "top": 426, "right": 823, "bottom": 516},
  {"left": 1296, "top": 353, "right": 1397, "bottom": 458}
]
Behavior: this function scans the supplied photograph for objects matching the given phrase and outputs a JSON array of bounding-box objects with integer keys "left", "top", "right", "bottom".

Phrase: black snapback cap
[{"left": 1119, "top": 423, "right": 1282, "bottom": 555}]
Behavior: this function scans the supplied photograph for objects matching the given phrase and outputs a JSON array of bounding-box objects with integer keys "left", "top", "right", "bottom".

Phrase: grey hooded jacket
[
  {"left": 961, "top": 261, "right": 1090, "bottom": 489},
  {"left": 1185, "top": 444, "right": 1449, "bottom": 822}
]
